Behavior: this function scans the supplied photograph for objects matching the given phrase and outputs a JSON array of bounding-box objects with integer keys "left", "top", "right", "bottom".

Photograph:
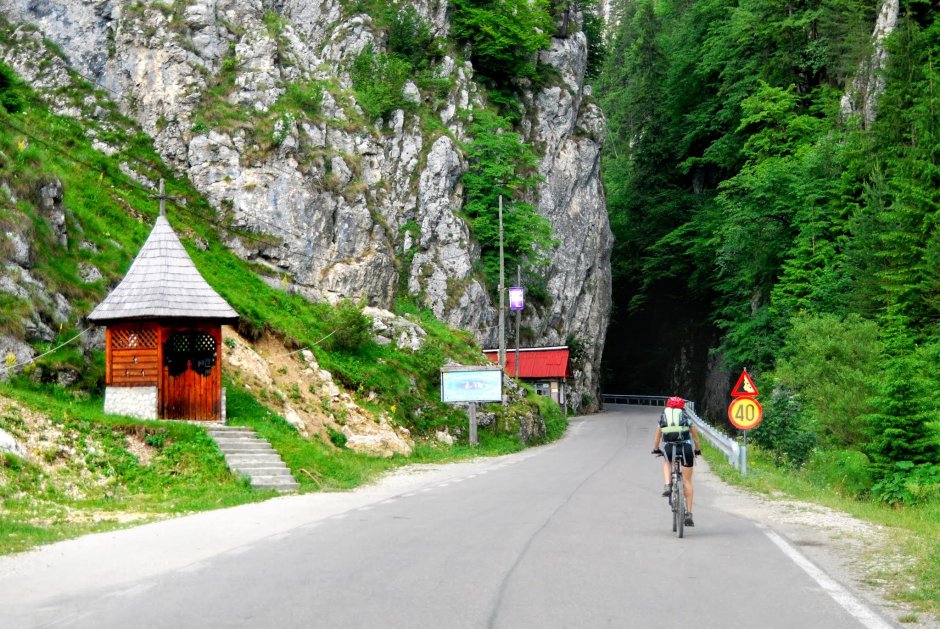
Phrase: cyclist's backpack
[{"left": 661, "top": 407, "right": 690, "bottom": 442}]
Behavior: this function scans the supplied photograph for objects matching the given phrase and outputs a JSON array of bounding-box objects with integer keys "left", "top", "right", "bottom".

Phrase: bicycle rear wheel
[
  {"left": 676, "top": 479, "right": 686, "bottom": 538},
  {"left": 669, "top": 470, "right": 677, "bottom": 532},
  {"left": 671, "top": 489, "right": 677, "bottom": 532}
]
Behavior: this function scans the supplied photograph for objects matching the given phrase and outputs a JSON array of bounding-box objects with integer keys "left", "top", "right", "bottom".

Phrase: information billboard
[{"left": 440, "top": 366, "right": 503, "bottom": 403}]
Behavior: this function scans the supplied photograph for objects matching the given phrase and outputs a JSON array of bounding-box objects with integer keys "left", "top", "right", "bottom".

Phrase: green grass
[
  {"left": 0, "top": 377, "right": 565, "bottom": 555},
  {"left": 703, "top": 443, "right": 940, "bottom": 617},
  {"left": 0, "top": 381, "right": 267, "bottom": 554}
]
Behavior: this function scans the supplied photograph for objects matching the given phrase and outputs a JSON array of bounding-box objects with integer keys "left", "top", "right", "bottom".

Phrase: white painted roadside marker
[{"left": 758, "top": 524, "right": 894, "bottom": 629}]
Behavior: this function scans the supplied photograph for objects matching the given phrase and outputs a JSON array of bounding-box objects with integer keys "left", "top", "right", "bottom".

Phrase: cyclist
[{"left": 652, "top": 396, "right": 702, "bottom": 526}]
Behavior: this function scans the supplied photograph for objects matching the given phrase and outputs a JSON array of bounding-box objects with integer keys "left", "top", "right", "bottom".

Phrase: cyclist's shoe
[
  {"left": 684, "top": 512, "right": 695, "bottom": 527},
  {"left": 661, "top": 484, "right": 671, "bottom": 497}
]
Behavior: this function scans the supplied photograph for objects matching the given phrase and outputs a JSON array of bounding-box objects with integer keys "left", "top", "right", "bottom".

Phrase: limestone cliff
[
  {"left": 0, "top": 0, "right": 612, "bottom": 410},
  {"left": 839, "top": 0, "right": 899, "bottom": 128}
]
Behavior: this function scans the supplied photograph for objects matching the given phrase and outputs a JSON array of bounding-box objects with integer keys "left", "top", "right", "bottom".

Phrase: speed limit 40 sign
[{"left": 728, "top": 397, "right": 763, "bottom": 430}]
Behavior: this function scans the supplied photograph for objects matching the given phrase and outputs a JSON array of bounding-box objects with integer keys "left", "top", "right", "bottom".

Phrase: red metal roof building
[{"left": 483, "top": 346, "right": 572, "bottom": 407}]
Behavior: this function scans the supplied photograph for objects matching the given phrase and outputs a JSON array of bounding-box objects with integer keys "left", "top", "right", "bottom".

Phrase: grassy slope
[{"left": 0, "top": 29, "right": 566, "bottom": 554}]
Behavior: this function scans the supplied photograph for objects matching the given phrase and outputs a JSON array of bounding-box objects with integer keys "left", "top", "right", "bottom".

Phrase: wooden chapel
[{"left": 88, "top": 205, "right": 238, "bottom": 422}]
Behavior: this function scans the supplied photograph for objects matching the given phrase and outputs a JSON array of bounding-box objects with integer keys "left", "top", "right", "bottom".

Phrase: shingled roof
[{"left": 88, "top": 216, "right": 238, "bottom": 323}]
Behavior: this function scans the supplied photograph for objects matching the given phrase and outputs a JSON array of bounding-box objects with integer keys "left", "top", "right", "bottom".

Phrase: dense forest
[{"left": 596, "top": 0, "right": 939, "bottom": 504}]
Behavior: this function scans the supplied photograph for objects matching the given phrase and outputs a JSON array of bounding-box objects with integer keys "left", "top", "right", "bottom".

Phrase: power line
[{"left": 0, "top": 328, "right": 90, "bottom": 375}]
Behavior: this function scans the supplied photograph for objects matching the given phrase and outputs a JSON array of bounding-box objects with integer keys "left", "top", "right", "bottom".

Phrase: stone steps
[{"left": 205, "top": 424, "right": 299, "bottom": 493}]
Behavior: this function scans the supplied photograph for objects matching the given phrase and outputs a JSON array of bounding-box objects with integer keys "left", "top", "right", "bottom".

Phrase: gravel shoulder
[{"left": 697, "top": 457, "right": 936, "bottom": 628}]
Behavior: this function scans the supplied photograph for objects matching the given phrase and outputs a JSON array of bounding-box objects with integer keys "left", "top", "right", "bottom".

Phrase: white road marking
[{"left": 758, "top": 524, "right": 894, "bottom": 629}]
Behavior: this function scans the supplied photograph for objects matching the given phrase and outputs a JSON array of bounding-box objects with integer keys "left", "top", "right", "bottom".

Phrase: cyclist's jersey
[{"left": 659, "top": 408, "right": 692, "bottom": 443}]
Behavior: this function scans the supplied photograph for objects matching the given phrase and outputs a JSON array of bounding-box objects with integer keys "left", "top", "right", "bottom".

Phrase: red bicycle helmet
[{"left": 666, "top": 396, "right": 685, "bottom": 409}]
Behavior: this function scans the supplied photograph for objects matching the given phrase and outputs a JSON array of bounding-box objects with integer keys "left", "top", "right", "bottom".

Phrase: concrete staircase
[{"left": 206, "top": 424, "right": 300, "bottom": 493}]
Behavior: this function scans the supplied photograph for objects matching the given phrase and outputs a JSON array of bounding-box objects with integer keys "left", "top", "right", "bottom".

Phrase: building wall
[
  {"left": 106, "top": 324, "right": 160, "bottom": 386},
  {"left": 104, "top": 386, "right": 158, "bottom": 420}
]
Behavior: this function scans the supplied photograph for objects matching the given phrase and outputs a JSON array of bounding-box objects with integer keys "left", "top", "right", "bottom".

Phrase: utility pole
[
  {"left": 515, "top": 266, "right": 520, "bottom": 378},
  {"left": 498, "top": 195, "right": 505, "bottom": 369}
]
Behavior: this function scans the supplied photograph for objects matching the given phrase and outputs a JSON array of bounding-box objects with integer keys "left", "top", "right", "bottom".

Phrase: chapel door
[{"left": 160, "top": 327, "right": 221, "bottom": 421}]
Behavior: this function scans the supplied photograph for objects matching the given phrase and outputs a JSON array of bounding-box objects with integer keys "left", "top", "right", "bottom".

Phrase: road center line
[{"left": 757, "top": 524, "right": 893, "bottom": 629}]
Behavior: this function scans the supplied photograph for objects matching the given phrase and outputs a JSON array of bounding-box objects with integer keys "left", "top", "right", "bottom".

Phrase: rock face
[
  {"left": 840, "top": 0, "right": 899, "bottom": 128},
  {"left": 0, "top": 0, "right": 612, "bottom": 410}
]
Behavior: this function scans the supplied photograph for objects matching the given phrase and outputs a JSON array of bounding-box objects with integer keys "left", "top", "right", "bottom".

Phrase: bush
[
  {"left": 0, "top": 63, "right": 24, "bottom": 114},
  {"left": 384, "top": 6, "right": 440, "bottom": 68},
  {"left": 804, "top": 449, "right": 873, "bottom": 498},
  {"left": 350, "top": 44, "right": 411, "bottom": 121},
  {"left": 775, "top": 313, "right": 882, "bottom": 447},
  {"left": 540, "top": 397, "right": 567, "bottom": 441},
  {"left": 449, "top": 0, "right": 553, "bottom": 83},
  {"left": 461, "top": 111, "right": 555, "bottom": 289},
  {"left": 283, "top": 81, "right": 324, "bottom": 115},
  {"left": 872, "top": 462, "right": 940, "bottom": 506},
  {"left": 749, "top": 386, "right": 816, "bottom": 468},
  {"left": 327, "top": 300, "right": 373, "bottom": 351},
  {"left": 327, "top": 425, "right": 347, "bottom": 448}
]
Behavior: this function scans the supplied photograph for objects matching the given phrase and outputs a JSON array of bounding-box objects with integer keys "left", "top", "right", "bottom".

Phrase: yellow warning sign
[{"left": 728, "top": 397, "right": 763, "bottom": 430}]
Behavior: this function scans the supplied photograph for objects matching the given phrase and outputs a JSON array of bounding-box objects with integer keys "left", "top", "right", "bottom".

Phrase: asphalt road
[{"left": 0, "top": 406, "right": 897, "bottom": 628}]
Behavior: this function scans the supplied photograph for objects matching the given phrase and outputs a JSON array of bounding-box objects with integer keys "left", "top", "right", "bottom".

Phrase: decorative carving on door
[{"left": 164, "top": 331, "right": 217, "bottom": 377}]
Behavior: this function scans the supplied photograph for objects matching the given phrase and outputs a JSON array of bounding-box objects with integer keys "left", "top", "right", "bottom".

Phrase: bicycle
[
  {"left": 668, "top": 447, "right": 686, "bottom": 538},
  {"left": 654, "top": 444, "right": 690, "bottom": 538}
]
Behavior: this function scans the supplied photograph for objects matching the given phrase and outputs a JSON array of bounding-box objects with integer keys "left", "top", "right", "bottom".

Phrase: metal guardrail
[
  {"left": 602, "top": 394, "right": 742, "bottom": 471},
  {"left": 601, "top": 394, "right": 669, "bottom": 406},
  {"left": 684, "top": 404, "right": 741, "bottom": 471}
]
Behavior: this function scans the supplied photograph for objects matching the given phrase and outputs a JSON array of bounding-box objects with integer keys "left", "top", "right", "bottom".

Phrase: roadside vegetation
[
  {"left": 702, "top": 442, "right": 940, "bottom": 620},
  {"left": 0, "top": 376, "right": 560, "bottom": 555},
  {"left": 598, "top": 0, "right": 939, "bottom": 618}
]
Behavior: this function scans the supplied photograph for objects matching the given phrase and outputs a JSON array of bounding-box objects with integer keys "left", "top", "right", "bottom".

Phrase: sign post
[
  {"left": 441, "top": 365, "right": 503, "bottom": 446},
  {"left": 729, "top": 369, "right": 762, "bottom": 476}
]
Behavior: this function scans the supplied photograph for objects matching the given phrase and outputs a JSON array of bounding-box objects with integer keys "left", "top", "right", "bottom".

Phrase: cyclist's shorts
[{"left": 663, "top": 442, "right": 694, "bottom": 467}]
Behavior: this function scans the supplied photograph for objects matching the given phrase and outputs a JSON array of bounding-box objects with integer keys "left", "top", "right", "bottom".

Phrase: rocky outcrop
[
  {"left": 221, "top": 327, "right": 415, "bottom": 457},
  {"left": 522, "top": 18, "right": 612, "bottom": 409},
  {"left": 840, "top": 0, "right": 900, "bottom": 128},
  {"left": 0, "top": 1, "right": 612, "bottom": 410},
  {"left": 0, "top": 175, "right": 74, "bottom": 374}
]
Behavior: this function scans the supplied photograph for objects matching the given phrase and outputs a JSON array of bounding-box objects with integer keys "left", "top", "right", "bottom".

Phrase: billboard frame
[{"left": 440, "top": 365, "right": 504, "bottom": 404}]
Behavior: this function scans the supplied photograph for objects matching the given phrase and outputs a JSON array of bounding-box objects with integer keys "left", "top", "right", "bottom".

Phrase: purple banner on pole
[{"left": 509, "top": 287, "right": 524, "bottom": 311}]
